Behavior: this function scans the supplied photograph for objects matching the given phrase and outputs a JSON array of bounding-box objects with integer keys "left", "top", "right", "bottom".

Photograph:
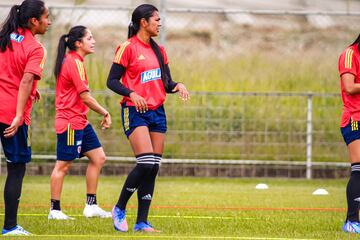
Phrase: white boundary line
[{"left": 0, "top": 213, "right": 254, "bottom": 220}]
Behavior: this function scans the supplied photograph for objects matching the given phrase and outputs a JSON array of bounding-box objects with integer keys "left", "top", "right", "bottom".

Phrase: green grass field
[{"left": 0, "top": 175, "right": 357, "bottom": 239}]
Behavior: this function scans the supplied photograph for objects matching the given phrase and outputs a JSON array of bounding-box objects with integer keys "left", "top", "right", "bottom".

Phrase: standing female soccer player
[
  {"left": 107, "top": 4, "right": 189, "bottom": 232},
  {"left": 339, "top": 34, "right": 360, "bottom": 234},
  {"left": 48, "top": 26, "right": 112, "bottom": 220},
  {"left": 0, "top": 0, "right": 50, "bottom": 235}
]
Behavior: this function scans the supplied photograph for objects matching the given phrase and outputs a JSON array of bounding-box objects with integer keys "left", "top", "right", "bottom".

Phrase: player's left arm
[
  {"left": 80, "top": 91, "right": 111, "bottom": 129},
  {"left": 164, "top": 64, "right": 190, "bottom": 101}
]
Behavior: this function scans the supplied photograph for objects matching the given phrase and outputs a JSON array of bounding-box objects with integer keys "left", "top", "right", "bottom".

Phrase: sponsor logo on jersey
[
  {"left": 76, "top": 140, "right": 82, "bottom": 146},
  {"left": 10, "top": 33, "right": 24, "bottom": 43},
  {"left": 141, "top": 68, "right": 161, "bottom": 84}
]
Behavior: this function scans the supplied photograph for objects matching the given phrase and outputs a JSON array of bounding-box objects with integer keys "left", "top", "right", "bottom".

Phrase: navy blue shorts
[
  {"left": 56, "top": 124, "right": 101, "bottom": 161},
  {"left": 341, "top": 119, "right": 360, "bottom": 145},
  {"left": 0, "top": 123, "right": 31, "bottom": 163},
  {"left": 121, "top": 104, "right": 167, "bottom": 138}
]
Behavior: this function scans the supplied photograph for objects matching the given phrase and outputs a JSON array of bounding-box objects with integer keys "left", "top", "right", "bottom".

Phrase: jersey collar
[
  {"left": 69, "top": 51, "right": 84, "bottom": 62},
  {"left": 134, "top": 35, "right": 151, "bottom": 48}
]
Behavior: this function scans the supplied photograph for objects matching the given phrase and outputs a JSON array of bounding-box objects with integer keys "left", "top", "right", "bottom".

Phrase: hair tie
[{"left": 129, "top": 20, "right": 134, "bottom": 27}]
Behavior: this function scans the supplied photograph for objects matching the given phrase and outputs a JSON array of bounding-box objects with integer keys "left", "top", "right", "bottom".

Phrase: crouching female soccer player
[
  {"left": 107, "top": 4, "right": 189, "bottom": 232},
  {"left": 49, "top": 26, "right": 112, "bottom": 220}
]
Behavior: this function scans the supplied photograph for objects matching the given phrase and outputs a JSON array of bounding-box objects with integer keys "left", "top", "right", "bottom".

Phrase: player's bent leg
[{"left": 49, "top": 160, "right": 74, "bottom": 220}]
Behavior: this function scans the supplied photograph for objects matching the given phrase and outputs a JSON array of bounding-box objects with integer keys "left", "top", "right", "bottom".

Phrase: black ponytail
[
  {"left": 54, "top": 25, "right": 87, "bottom": 78},
  {"left": 0, "top": 0, "right": 45, "bottom": 52},
  {"left": 351, "top": 34, "right": 360, "bottom": 52},
  {"left": 150, "top": 38, "right": 167, "bottom": 90},
  {"left": 128, "top": 4, "right": 168, "bottom": 90}
]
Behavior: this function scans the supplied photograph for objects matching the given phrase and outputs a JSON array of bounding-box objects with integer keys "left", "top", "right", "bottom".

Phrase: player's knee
[
  {"left": 93, "top": 154, "right": 106, "bottom": 167},
  {"left": 55, "top": 162, "right": 72, "bottom": 175}
]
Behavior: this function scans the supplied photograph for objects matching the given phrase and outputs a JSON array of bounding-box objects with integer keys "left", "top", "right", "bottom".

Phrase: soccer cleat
[
  {"left": 83, "top": 204, "right": 112, "bottom": 218},
  {"left": 343, "top": 220, "right": 360, "bottom": 233},
  {"left": 48, "top": 209, "right": 75, "bottom": 220},
  {"left": 112, "top": 206, "right": 128, "bottom": 232},
  {"left": 2, "top": 225, "right": 31, "bottom": 235},
  {"left": 134, "top": 221, "right": 161, "bottom": 232}
]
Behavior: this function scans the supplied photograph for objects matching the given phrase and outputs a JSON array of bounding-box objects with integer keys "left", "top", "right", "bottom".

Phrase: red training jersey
[
  {"left": 113, "top": 35, "right": 169, "bottom": 110},
  {"left": 339, "top": 43, "right": 360, "bottom": 127},
  {"left": 55, "top": 51, "right": 89, "bottom": 134},
  {"left": 0, "top": 28, "right": 46, "bottom": 125}
]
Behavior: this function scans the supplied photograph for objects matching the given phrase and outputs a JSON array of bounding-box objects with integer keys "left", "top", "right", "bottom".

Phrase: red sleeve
[
  {"left": 24, "top": 44, "right": 46, "bottom": 80},
  {"left": 113, "top": 41, "right": 131, "bottom": 67},
  {"left": 339, "top": 48, "right": 358, "bottom": 76},
  {"left": 159, "top": 45, "right": 169, "bottom": 64},
  {"left": 68, "top": 58, "right": 89, "bottom": 94}
]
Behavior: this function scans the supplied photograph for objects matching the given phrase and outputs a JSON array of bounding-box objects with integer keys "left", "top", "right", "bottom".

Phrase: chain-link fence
[
  {"left": 0, "top": 4, "right": 354, "bottom": 169},
  {"left": 29, "top": 91, "right": 345, "bottom": 165}
]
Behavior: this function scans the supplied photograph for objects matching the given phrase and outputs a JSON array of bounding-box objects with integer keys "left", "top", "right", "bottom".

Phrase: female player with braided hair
[{"left": 107, "top": 4, "right": 189, "bottom": 233}]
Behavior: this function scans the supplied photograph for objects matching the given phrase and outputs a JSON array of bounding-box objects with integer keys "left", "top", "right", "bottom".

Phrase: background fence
[{"left": 0, "top": 2, "right": 356, "bottom": 178}]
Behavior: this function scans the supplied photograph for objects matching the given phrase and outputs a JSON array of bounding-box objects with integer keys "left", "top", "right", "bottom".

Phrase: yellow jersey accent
[
  {"left": 124, "top": 108, "right": 130, "bottom": 131},
  {"left": 67, "top": 124, "right": 75, "bottom": 146},
  {"left": 27, "top": 125, "right": 31, "bottom": 147},
  {"left": 74, "top": 59, "right": 86, "bottom": 81},
  {"left": 345, "top": 49, "right": 354, "bottom": 69},
  {"left": 114, "top": 41, "right": 130, "bottom": 64}
]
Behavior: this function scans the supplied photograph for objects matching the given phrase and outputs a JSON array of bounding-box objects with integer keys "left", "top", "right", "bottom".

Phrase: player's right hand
[
  {"left": 4, "top": 116, "right": 22, "bottom": 138},
  {"left": 101, "top": 112, "right": 111, "bottom": 130},
  {"left": 129, "top": 92, "right": 148, "bottom": 113}
]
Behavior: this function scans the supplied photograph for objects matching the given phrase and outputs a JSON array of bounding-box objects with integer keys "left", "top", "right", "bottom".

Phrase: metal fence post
[
  {"left": 160, "top": 0, "right": 166, "bottom": 46},
  {"left": 306, "top": 93, "right": 313, "bottom": 179}
]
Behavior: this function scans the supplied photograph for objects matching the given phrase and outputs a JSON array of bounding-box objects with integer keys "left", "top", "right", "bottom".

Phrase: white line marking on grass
[
  {"left": 0, "top": 213, "right": 256, "bottom": 220},
  {"left": 11, "top": 235, "right": 318, "bottom": 240}
]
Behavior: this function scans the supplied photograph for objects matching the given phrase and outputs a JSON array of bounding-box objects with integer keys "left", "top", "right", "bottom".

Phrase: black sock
[
  {"left": 51, "top": 199, "right": 61, "bottom": 211},
  {"left": 346, "top": 163, "right": 360, "bottom": 222},
  {"left": 3, "top": 162, "right": 26, "bottom": 230},
  {"left": 116, "top": 153, "right": 155, "bottom": 210},
  {"left": 136, "top": 156, "right": 161, "bottom": 223},
  {"left": 86, "top": 194, "right": 97, "bottom": 205}
]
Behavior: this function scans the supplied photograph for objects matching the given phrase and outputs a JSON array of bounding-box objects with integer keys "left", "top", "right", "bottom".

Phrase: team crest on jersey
[
  {"left": 141, "top": 68, "right": 161, "bottom": 84},
  {"left": 10, "top": 33, "right": 24, "bottom": 43}
]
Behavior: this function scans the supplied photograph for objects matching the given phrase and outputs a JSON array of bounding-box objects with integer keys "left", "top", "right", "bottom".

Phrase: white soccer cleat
[
  {"left": 83, "top": 204, "right": 112, "bottom": 218},
  {"left": 48, "top": 210, "right": 75, "bottom": 220},
  {"left": 2, "top": 225, "right": 32, "bottom": 235}
]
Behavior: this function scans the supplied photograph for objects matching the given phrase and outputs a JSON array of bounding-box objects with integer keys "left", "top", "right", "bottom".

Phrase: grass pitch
[{"left": 0, "top": 175, "right": 356, "bottom": 239}]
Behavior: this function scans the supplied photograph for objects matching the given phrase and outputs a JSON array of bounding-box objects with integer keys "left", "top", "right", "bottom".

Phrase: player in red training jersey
[
  {"left": 0, "top": 0, "right": 51, "bottom": 235},
  {"left": 339, "top": 34, "right": 360, "bottom": 234},
  {"left": 48, "top": 26, "right": 112, "bottom": 220},
  {"left": 107, "top": 4, "right": 189, "bottom": 232}
]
